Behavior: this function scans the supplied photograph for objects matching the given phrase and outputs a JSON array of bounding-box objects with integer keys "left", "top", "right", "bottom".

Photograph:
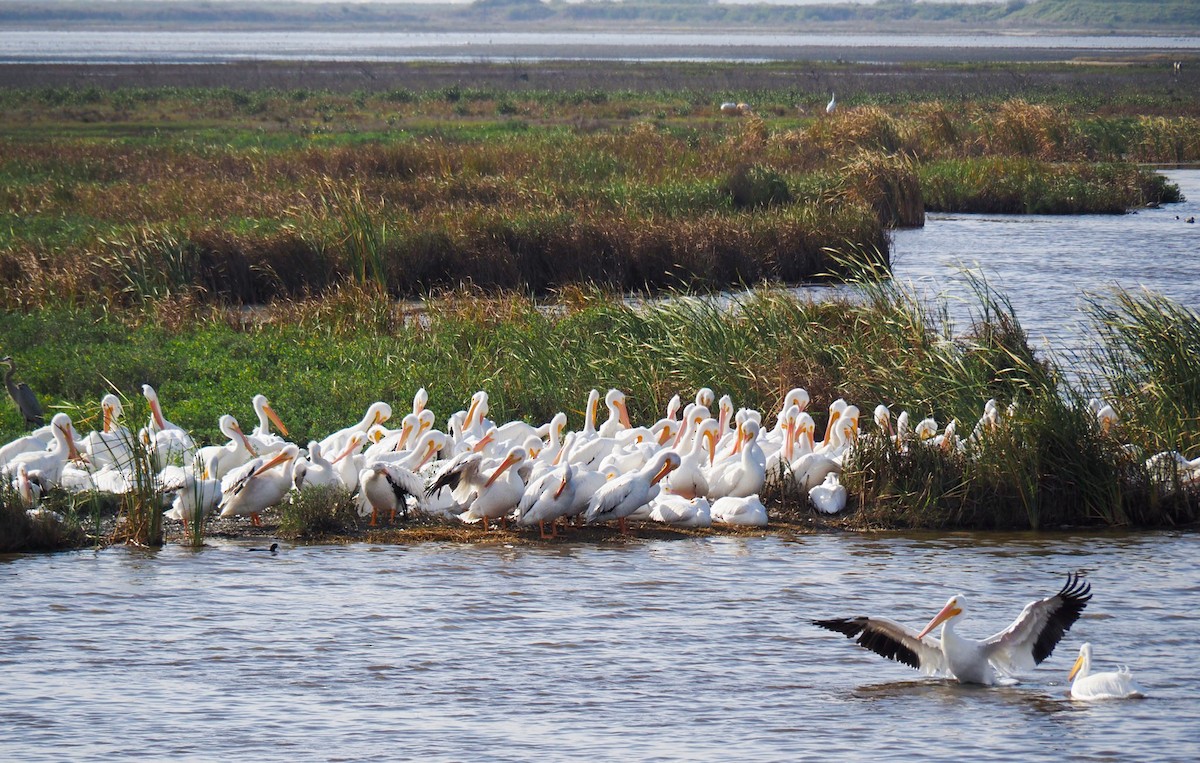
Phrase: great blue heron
[{"left": 2, "top": 356, "right": 44, "bottom": 428}]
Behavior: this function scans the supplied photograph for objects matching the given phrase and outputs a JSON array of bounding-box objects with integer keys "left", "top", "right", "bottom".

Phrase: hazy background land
[{"left": 2, "top": 0, "right": 1199, "bottom": 35}]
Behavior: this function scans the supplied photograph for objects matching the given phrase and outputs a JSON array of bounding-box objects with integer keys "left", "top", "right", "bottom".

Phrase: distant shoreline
[{"left": 0, "top": 56, "right": 1193, "bottom": 94}]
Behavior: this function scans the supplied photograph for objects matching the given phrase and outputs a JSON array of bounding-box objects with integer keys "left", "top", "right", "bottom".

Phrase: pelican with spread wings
[{"left": 814, "top": 573, "right": 1091, "bottom": 685}]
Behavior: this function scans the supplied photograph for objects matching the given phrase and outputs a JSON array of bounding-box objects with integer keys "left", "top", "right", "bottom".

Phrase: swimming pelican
[
  {"left": 814, "top": 573, "right": 1092, "bottom": 685},
  {"left": 586, "top": 450, "right": 681, "bottom": 533},
  {"left": 218, "top": 444, "right": 299, "bottom": 526},
  {"left": 1068, "top": 642, "right": 1146, "bottom": 700}
]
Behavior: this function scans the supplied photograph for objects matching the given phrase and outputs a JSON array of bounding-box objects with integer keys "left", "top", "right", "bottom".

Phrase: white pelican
[
  {"left": 83, "top": 394, "right": 133, "bottom": 470},
  {"left": 319, "top": 401, "right": 391, "bottom": 456},
  {"left": 1068, "top": 643, "right": 1146, "bottom": 700},
  {"left": 217, "top": 444, "right": 299, "bottom": 526},
  {"left": 710, "top": 494, "right": 768, "bottom": 526},
  {"left": 141, "top": 384, "right": 196, "bottom": 471},
  {"left": 808, "top": 472, "right": 847, "bottom": 514},
  {"left": 814, "top": 573, "right": 1092, "bottom": 685},
  {"left": 695, "top": 387, "right": 715, "bottom": 410},
  {"left": 454, "top": 446, "right": 528, "bottom": 530},
  {"left": 648, "top": 493, "right": 711, "bottom": 528},
  {"left": 247, "top": 394, "right": 289, "bottom": 454},
  {"left": 597, "top": 389, "right": 633, "bottom": 439},
  {"left": 292, "top": 440, "right": 341, "bottom": 490},
  {"left": 163, "top": 472, "right": 222, "bottom": 527},
  {"left": 706, "top": 420, "right": 766, "bottom": 500},
  {"left": 11, "top": 462, "right": 42, "bottom": 508},
  {"left": 516, "top": 463, "right": 577, "bottom": 539},
  {"left": 665, "top": 418, "right": 719, "bottom": 499},
  {"left": 585, "top": 450, "right": 680, "bottom": 533},
  {"left": 196, "top": 414, "right": 257, "bottom": 480},
  {"left": 5, "top": 412, "right": 86, "bottom": 486},
  {"left": 359, "top": 462, "right": 425, "bottom": 526}
]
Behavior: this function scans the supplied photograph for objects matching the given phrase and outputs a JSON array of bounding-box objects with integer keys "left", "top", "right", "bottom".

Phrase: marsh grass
[{"left": 0, "top": 482, "right": 85, "bottom": 552}]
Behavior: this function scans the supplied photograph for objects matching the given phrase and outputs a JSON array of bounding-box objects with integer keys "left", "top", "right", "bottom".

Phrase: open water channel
[{"left": 2, "top": 172, "right": 1198, "bottom": 763}]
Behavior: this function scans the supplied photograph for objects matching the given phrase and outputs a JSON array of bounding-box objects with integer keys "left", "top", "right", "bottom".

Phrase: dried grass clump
[
  {"left": 833, "top": 150, "right": 924, "bottom": 228},
  {"left": 976, "top": 100, "right": 1082, "bottom": 160}
]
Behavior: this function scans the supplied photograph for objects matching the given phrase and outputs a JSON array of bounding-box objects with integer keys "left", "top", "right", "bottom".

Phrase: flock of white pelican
[
  {"left": 1, "top": 383, "right": 884, "bottom": 536},
  {"left": 815, "top": 573, "right": 1146, "bottom": 699}
]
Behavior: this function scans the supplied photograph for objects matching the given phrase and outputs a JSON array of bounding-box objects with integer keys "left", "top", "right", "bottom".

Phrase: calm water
[
  {"left": 2, "top": 532, "right": 1198, "bottom": 761},
  {"left": 1, "top": 30, "right": 1197, "bottom": 63},
  {"left": 889, "top": 168, "right": 1200, "bottom": 369}
]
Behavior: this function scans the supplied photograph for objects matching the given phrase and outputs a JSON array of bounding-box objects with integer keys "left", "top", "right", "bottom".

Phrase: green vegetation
[
  {"left": 279, "top": 484, "right": 360, "bottom": 538},
  {"left": 2, "top": 282, "right": 1198, "bottom": 531}
]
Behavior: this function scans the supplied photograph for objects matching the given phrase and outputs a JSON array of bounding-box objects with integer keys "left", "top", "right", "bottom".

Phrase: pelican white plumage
[
  {"left": 218, "top": 444, "right": 299, "bottom": 526},
  {"left": 11, "top": 463, "right": 41, "bottom": 508},
  {"left": 141, "top": 384, "right": 196, "bottom": 471},
  {"left": 648, "top": 493, "right": 711, "bottom": 528},
  {"left": 710, "top": 493, "right": 768, "bottom": 526},
  {"left": 359, "top": 461, "right": 425, "bottom": 526},
  {"left": 1068, "top": 643, "right": 1146, "bottom": 700},
  {"left": 597, "top": 389, "right": 633, "bottom": 439},
  {"left": 454, "top": 446, "right": 528, "bottom": 530},
  {"left": 808, "top": 472, "right": 847, "bottom": 514},
  {"left": 516, "top": 463, "right": 577, "bottom": 538},
  {"left": 292, "top": 440, "right": 341, "bottom": 490},
  {"left": 706, "top": 419, "right": 766, "bottom": 500},
  {"left": 319, "top": 401, "right": 391, "bottom": 456},
  {"left": 586, "top": 450, "right": 680, "bottom": 533},
  {"left": 5, "top": 412, "right": 86, "bottom": 487},
  {"left": 247, "top": 394, "right": 289, "bottom": 454},
  {"left": 814, "top": 573, "right": 1092, "bottom": 685},
  {"left": 83, "top": 394, "right": 133, "bottom": 471},
  {"left": 196, "top": 414, "right": 257, "bottom": 480},
  {"left": 665, "top": 418, "right": 719, "bottom": 499},
  {"left": 163, "top": 472, "right": 222, "bottom": 527}
]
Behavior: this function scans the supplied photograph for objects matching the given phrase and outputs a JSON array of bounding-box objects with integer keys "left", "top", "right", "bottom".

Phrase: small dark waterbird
[
  {"left": 2, "top": 356, "right": 44, "bottom": 428},
  {"left": 248, "top": 543, "right": 279, "bottom": 553}
]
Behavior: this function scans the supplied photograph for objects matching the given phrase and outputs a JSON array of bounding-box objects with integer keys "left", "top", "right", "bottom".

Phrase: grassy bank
[
  {"left": 0, "top": 86, "right": 1192, "bottom": 306},
  {"left": 2, "top": 282, "right": 1197, "bottom": 535}
]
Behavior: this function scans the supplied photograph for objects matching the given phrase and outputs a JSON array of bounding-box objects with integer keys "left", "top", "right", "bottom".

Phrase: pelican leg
[
  {"left": 251, "top": 512, "right": 262, "bottom": 527},
  {"left": 389, "top": 508, "right": 396, "bottom": 525},
  {"left": 482, "top": 516, "right": 489, "bottom": 532},
  {"left": 539, "top": 520, "right": 549, "bottom": 540},
  {"left": 369, "top": 508, "right": 379, "bottom": 527},
  {"left": 619, "top": 517, "right": 627, "bottom": 534}
]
